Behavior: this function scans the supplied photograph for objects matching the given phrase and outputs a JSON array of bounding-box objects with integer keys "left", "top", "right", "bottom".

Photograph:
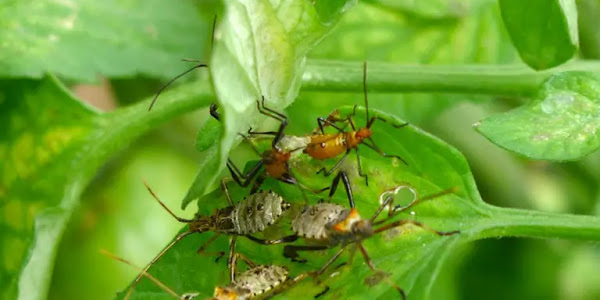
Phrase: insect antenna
[
  {"left": 143, "top": 180, "right": 195, "bottom": 223},
  {"left": 148, "top": 15, "right": 217, "bottom": 111},
  {"left": 125, "top": 231, "right": 196, "bottom": 300},
  {"left": 99, "top": 249, "right": 185, "bottom": 299},
  {"left": 363, "top": 61, "right": 370, "bottom": 127}
]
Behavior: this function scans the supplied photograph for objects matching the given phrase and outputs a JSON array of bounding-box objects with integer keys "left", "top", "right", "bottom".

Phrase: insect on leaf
[{"left": 183, "top": 0, "right": 355, "bottom": 208}]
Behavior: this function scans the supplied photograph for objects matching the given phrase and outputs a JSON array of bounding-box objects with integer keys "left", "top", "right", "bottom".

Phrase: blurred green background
[{"left": 42, "top": 0, "right": 600, "bottom": 299}]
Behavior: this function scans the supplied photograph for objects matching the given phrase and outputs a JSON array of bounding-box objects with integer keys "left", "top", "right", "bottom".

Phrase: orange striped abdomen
[{"left": 304, "top": 133, "right": 347, "bottom": 160}]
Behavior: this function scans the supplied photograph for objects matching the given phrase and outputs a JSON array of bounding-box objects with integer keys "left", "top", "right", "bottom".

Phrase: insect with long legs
[
  {"left": 104, "top": 249, "right": 315, "bottom": 300},
  {"left": 226, "top": 96, "right": 324, "bottom": 197},
  {"left": 302, "top": 61, "right": 409, "bottom": 186},
  {"left": 252, "top": 186, "right": 459, "bottom": 299},
  {"left": 124, "top": 180, "right": 298, "bottom": 300}
]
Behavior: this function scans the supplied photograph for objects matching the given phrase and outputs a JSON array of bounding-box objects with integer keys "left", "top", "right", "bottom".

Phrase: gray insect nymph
[
  {"left": 231, "top": 190, "right": 288, "bottom": 235},
  {"left": 291, "top": 203, "right": 348, "bottom": 241}
]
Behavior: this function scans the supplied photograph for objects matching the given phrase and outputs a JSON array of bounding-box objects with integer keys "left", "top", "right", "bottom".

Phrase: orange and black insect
[
  {"left": 225, "top": 97, "right": 324, "bottom": 197},
  {"left": 124, "top": 180, "right": 297, "bottom": 300},
  {"left": 303, "top": 61, "right": 408, "bottom": 185}
]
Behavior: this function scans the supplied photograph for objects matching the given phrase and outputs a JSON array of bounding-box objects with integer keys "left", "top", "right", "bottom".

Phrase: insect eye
[
  {"left": 247, "top": 206, "right": 253, "bottom": 214},
  {"left": 257, "top": 203, "right": 264, "bottom": 211}
]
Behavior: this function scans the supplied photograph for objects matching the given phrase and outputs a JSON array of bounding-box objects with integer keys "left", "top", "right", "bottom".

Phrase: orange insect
[{"left": 303, "top": 61, "right": 408, "bottom": 185}]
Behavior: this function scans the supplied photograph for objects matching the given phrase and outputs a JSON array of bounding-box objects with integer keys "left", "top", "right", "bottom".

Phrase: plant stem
[
  {"left": 302, "top": 59, "right": 600, "bottom": 96},
  {"left": 471, "top": 205, "right": 600, "bottom": 241}
]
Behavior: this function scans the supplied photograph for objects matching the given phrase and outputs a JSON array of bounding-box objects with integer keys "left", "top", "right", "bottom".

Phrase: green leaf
[
  {"left": 0, "top": 77, "right": 212, "bottom": 300},
  {"left": 305, "top": 0, "right": 519, "bottom": 124},
  {"left": 366, "top": 0, "right": 471, "bottom": 19},
  {"left": 0, "top": 0, "right": 210, "bottom": 81},
  {"left": 475, "top": 71, "right": 600, "bottom": 161},
  {"left": 499, "top": 0, "right": 579, "bottom": 70},
  {"left": 124, "top": 107, "right": 600, "bottom": 299},
  {"left": 182, "top": 0, "right": 354, "bottom": 208}
]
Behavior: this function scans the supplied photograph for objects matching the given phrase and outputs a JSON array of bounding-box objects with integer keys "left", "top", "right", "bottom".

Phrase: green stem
[
  {"left": 471, "top": 205, "right": 600, "bottom": 241},
  {"left": 302, "top": 59, "right": 600, "bottom": 96}
]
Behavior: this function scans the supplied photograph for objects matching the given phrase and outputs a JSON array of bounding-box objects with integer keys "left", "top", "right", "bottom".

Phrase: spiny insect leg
[{"left": 228, "top": 236, "right": 238, "bottom": 283}]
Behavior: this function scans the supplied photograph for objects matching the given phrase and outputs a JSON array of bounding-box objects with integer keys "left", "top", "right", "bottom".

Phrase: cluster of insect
[{"left": 106, "top": 20, "right": 460, "bottom": 300}]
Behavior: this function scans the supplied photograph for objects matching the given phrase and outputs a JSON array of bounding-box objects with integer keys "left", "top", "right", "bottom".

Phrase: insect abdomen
[
  {"left": 291, "top": 203, "right": 348, "bottom": 240},
  {"left": 233, "top": 265, "right": 289, "bottom": 298},
  {"left": 231, "top": 191, "right": 289, "bottom": 235},
  {"left": 304, "top": 133, "right": 346, "bottom": 160}
]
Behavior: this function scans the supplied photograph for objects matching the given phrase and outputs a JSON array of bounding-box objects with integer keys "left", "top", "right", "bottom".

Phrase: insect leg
[
  {"left": 391, "top": 187, "right": 457, "bottom": 215},
  {"left": 125, "top": 231, "right": 195, "bottom": 300},
  {"left": 233, "top": 252, "right": 257, "bottom": 268},
  {"left": 376, "top": 115, "right": 409, "bottom": 128},
  {"left": 226, "top": 159, "right": 264, "bottom": 188},
  {"left": 374, "top": 219, "right": 460, "bottom": 236},
  {"left": 316, "top": 246, "right": 347, "bottom": 276},
  {"left": 245, "top": 234, "right": 299, "bottom": 245},
  {"left": 357, "top": 242, "right": 406, "bottom": 300},
  {"left": 317, "top": 117, "right": 347, "bottom": 134},
  {"left": 100, "top": 250, "right": 185, "bottom": 299},
  {"left": 328, "top": 171, "right": 354, "bottom": 208},
  {"left": 256, "top": 96, "right": 289, "bottom": 148},
  {"left": 228, "top": 236, "right": 238, "bottom": 283},
  {"left": 363, "top": 139, "right": 409, "bottom": 166},
  {"left": 249, "top": 174, "right": 266, "bottom": 194},
  {"left": 283, "top": 245, "right": 329, "bottom": 263},
  {"left": 354, "top": 147, "right": 369, "bottom": 186},
  {"left": 316, "top": 150, "right": 350, "bottom": 176},
  {"left": 196, "top": 233, "right": 225, "bottom": 262}
]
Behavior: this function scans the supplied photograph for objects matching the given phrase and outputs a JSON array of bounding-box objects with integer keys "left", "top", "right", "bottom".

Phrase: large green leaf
[
  {"left": 499, "top": 0, "right": 578, "bottom": 70},
  {"left": 0, "top": 77, "right": 212, "bottom": 300},
  {"left": 121, "top": 107, "right": 600, "bottom": 299},
  {"left": 303, "top": 0, "right": 519, "bottom": 125},
  {"left": 475, "top": 71, "right": 600, "bottom": 161},
  {"left": 182, "top": 0, "right": 355, "bottom": 208},
  {"left": 0, "top": 0, "right": 210, "bottom": 81}
]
